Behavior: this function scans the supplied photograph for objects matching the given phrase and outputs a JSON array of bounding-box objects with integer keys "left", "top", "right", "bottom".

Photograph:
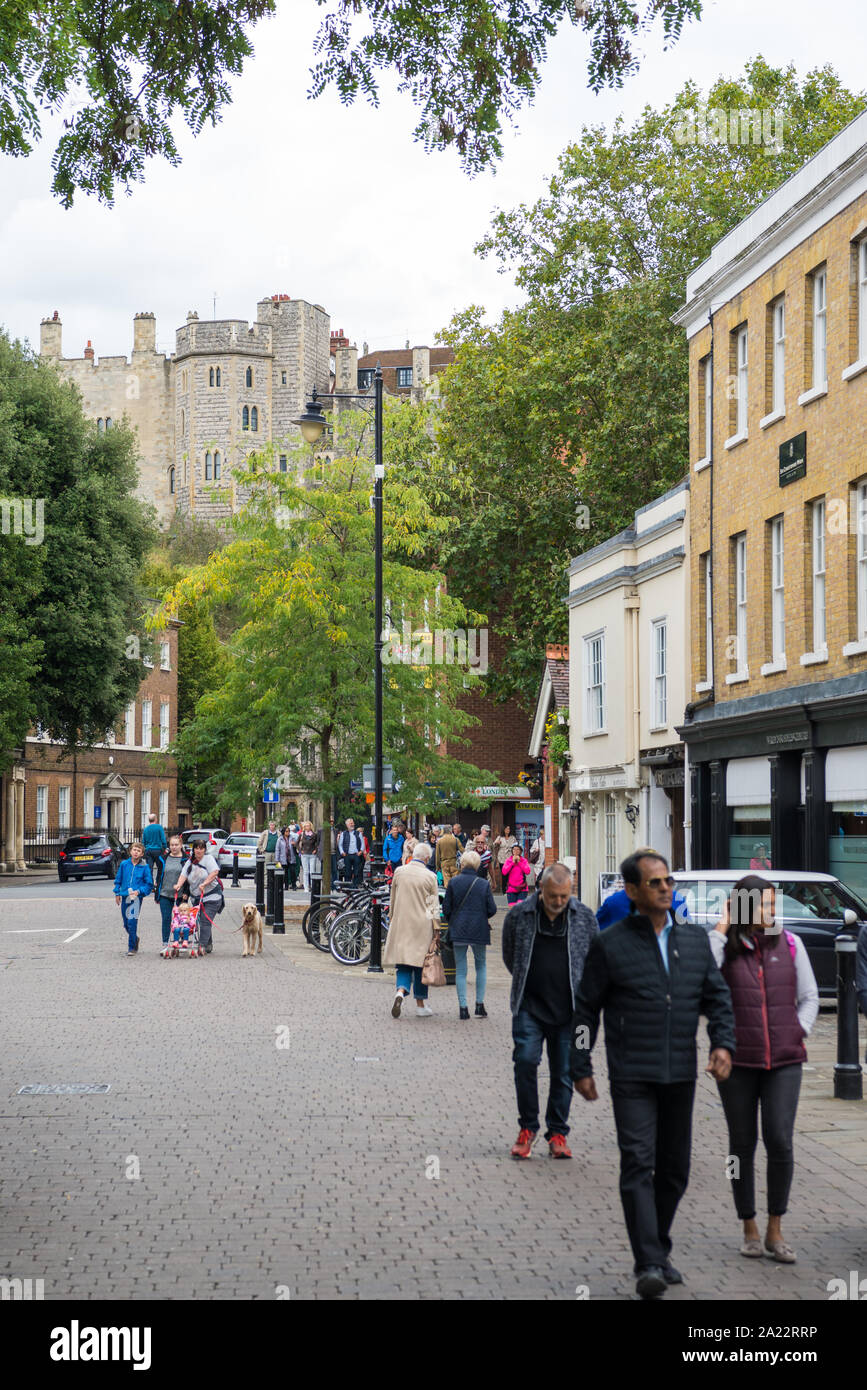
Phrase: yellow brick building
[{"left": 674, "top": 111, "right": 867, "bottom": 895}]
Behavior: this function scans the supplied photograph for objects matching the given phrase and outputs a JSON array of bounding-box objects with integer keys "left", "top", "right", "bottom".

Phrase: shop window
[{"left": 729, "top": 806, "right": 772, "bottom": 872}]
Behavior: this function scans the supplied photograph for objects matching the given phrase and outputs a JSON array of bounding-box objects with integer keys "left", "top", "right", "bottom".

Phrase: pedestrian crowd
[{"left": 109, "top": 813, "right": 845, "bottom": 1299}]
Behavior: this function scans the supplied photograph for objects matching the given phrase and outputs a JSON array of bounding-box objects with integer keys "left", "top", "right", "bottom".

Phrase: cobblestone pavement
[{"left": 0, "top": 886, "right": 865, "bottom": 1300}]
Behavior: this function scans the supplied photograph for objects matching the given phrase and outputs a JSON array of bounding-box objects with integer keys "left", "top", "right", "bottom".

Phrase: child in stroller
[{"left": 160, "top": 900, "right": 203, "bottom": 958}]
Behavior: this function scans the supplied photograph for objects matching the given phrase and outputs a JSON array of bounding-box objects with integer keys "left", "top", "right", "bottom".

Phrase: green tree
[
  {"left": 156, "top": 404, "right": 496, "bottom": 887},
  {"left": 431, "top": 59, "right": 866, "bottom": 703},
  {"left": 0, "top": 330, "right": 157, "bottom": 768},
  {"left": 1, "top": 1, "right": 705, "bottom": 200}
]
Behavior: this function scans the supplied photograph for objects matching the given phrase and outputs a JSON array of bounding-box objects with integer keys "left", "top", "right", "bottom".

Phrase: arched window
[
  {"left": 214, "top": 451, "right": 221, "bottom": 479},
  {"left": 181, "top": 409, "right": 185, "bottom": 435},
  {"left": 105, "top": 417, "right": 112, "bottom": 430},
  {"left": 242, "top": 405, "right": 249, "bottom": 430},
  {"left": 209, "top": 367, "right": 214, "bottom": 386},
  {"left": 169, "top": 466, "right": 175, "bottom": 495},
  {"left": 246, "top": 366, "right": 253, "bottom": 388},
  {"left": 251, "top": 406, "right": 258, "bottom": 432},
  {"left": 216, "top": 366, "right": 221, "bottom": 387},
  {"left": 205, "top": 452, "right": 212, "bottom": 479},
  {"left": 97, "top": 418, "right": 104, "bottom": 432}
]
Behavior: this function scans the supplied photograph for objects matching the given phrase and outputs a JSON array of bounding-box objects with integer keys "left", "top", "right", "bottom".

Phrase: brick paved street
[{"left": 1, "top": 883, "right": 865, "bottom": 1301}]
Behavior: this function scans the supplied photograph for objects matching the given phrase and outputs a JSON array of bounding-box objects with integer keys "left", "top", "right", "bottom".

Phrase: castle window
[
  {"left": 214, "top": 451, "right": 221, "bottom": 479},
  {"left": 205, "top": 452, "right": 213, "bottom": 480},
  {"left": 242, "top": 406, "right": 249, "bottom": 431},
  {"left": 246, "top": 366, "right": 253, "bottom": 388},
  {"left": 209, "top": 367, "right": 214, "bottom": 386},
  {"left": 169, "top": 466, "right": 175, "bottom": 495},
  {"left": 181, "top": 409, "right": 185, "bottom": 435},
  {"left": 97, "top": 418, "right": 104, "bottom": 432},
  {"left": 279, "top": 455, "right": 287, "bottom": 473},
  {"left": 216, "top": 366, "right": 221, "bottom": 387},
  {"left": 281, "top": 370, "right": 287, "bottom": 385},
  {"left": 251, "top": 406, "right": 259, "bottom": 432},
  {"left": 105, "top": 417, "right": 112, "bottom": 430}
]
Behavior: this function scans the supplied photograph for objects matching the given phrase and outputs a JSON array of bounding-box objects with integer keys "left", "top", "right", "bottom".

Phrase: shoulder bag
[{"left": 421, "top": 933, "right": 446, "bottom": 987}]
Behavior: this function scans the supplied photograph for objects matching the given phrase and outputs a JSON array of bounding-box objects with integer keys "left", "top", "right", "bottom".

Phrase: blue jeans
[
  {"left": 159, "top": 896, "right": 174, "bottom": 944},
  {"left": 453, "top": 943, "right": 486, "bottom": 1007},
  {"left": 119, "top": 896, "right": 141, "bottom": 949},
  {"left": 395, "top": 964, "right": 428, "bottom": 999},
  {"left": 511, "top": 1008, "right": 573, "bottom": 1138}
]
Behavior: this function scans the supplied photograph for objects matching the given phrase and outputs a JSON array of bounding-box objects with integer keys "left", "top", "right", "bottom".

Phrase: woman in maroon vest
[{"left": 710, "top": 875, "right": 818, "bottom": 1263}]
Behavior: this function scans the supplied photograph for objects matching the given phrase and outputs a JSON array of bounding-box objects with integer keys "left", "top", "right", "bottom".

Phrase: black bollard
[
  {"left": 265, "top": 862, "right": 276, "bottom": 928},
  {"left": 834, "top": 931, "right": 863, "bottom": 1099},
  {"left": 255, "top": 853, "right": 265, "bottom": 917},
  {"left": 232, "top": 849, "right": 240, "bottom": 888},
  {"left": 273, "top": 864, "right": 285, "bottom": 934}
]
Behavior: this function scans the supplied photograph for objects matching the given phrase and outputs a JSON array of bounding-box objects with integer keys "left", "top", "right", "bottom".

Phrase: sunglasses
[{"left": 644, "top": 875, "right": 675, "bottom": 889}]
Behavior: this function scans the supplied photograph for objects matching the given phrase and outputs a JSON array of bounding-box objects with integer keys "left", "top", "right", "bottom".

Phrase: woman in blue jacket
[
  {"left": 441, "top": 849, "right": 497, "bottom": 1019},
  {"left": 113, "top": 841, "right": 153, "bottom": 955}
]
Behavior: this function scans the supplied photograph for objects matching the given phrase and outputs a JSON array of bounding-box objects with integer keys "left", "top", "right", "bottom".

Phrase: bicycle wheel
[
  {"left": 306, "top": 901, "right": 343, "bottom": 952},
  {"left": 329, "top": 908, "right": 372, "bottom": 965},
  {"left": 301, "top": 896, "right": 341, "bottom": 941}
]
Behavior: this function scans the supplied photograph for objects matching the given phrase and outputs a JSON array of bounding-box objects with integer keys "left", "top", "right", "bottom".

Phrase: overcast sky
[{"left": 1, "top": 0, "right": 865, "bottom": 363}]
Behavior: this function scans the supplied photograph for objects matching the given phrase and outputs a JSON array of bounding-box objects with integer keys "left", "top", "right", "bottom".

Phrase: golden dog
[{"left": 241, "top": 903, "right": 263, "bottom": 957}]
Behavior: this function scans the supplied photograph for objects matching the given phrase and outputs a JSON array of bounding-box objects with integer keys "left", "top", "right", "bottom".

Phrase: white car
[
  {"left": 216, "top": 832, "right": 260, "bottom": 879},
  {"left": 180, "top": 828, "right": 229, "bottom": 854}
]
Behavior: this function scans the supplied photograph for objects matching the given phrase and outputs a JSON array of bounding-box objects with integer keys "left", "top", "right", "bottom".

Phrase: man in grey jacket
[{"left": 502, "top": 862, "right": 597, "bottom": 1160}]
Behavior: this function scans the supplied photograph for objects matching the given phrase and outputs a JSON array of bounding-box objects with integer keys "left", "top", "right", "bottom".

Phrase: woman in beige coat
[{"left": 384, "top": 842, "right": 441, "bottom": 1018}]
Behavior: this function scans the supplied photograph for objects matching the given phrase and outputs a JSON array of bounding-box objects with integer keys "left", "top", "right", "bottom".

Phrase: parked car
[
  {"left": 216, "top": 832, "right": 260, "bottom": 879},
  {"left": 180, "top": 828, "right": 228, "bottom": 854},
  {"left": 672, "top": 869, "right": 867, "bottom": 997},
  {"left": 58, "top": 831, "right": 127, "bottom": 881}
]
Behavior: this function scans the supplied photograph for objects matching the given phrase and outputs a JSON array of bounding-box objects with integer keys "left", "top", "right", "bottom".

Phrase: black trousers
[
  {"left": 610, "top": 1078, "right": 696, "bottom": 1274},
  {"left": 716, "top": 1063, "right": 802, "bottom": 1219}
]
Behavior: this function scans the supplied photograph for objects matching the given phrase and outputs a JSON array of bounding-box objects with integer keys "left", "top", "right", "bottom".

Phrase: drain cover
[{"left": 18, "top": 1084, "right": 111, "bottom": 1095}]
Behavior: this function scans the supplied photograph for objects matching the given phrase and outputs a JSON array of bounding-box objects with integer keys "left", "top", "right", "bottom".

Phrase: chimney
[
  {"left": 412, "top": 345, "right": 431, "bottom": 387},
  {"left": 330, "top": 329, "right": 350, "bottom": 349},
  {"left": 546, "top": 643, "right": 569, "bottom": 661},
  {"left": 335, "top": 340, "right": 358, "bottom": 395},
  {"left": 83, "top": 340, "right": 94, "bottom": 361},
  {"left": 39, "top": 312, "right": 62, "bottom": 359},
  {"left": 133, "top": 311, "right": 156, "bottom": 354}
]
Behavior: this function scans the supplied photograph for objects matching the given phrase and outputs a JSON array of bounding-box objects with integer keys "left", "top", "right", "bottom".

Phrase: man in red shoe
[{"left": 502, "top": 862, "right": 597, "bottom": 1159}]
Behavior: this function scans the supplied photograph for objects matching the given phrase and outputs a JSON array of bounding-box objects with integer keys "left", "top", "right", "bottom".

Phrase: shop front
[{"left": 825, "top": 746, "right": 867, "bottom": 903}]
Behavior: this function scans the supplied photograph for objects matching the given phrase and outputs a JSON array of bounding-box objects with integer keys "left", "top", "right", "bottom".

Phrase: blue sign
[
  {"left": 349, "top": 780, "right": 362, "bottom": 790},
  {"left": 93, "top": 806, "right": 101, "bottom": 820},
  {"left": 263, "top": 778, "right": 280, "bottom": 803}
]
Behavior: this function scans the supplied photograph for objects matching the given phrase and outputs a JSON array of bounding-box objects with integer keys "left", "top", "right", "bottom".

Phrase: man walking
[
  {"left": 257, "top": 819, "right": 279, "bottom": 867},
  {"left": 571, "top": 850, "right": 735, "bottom": 1299},
  {"left": 337, "top": 818, "right": 365, "bottom": 887},
  {"left": 383, "top": 820, "right": 405, "bottom": 879},
  {"left": 142, "top": 812, "right": 167, "bottom": 886},
  {"left": 502, "top": 862, "right": 597, "bottom": 1160},
  {"left": 435, "top": 824, "right": 461, "bottom": 886}
]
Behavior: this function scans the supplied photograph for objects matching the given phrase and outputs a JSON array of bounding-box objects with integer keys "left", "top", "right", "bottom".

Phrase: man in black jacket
[
  {"left": 571, "top": 850, "right": 735, "bottom": 1300},
  {"left": 503, "top": 863, "right": 598, "bottom": 1160}
]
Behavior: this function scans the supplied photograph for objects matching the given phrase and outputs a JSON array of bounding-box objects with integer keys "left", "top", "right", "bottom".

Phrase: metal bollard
[
  {"left": 265, "top": 862, "right": 276, "bottom": 928},
  {"left": 834, "top": 931, "right": 863, "bottom": 1099},
  {"left": 255, "top": 854, "right": 265, "bottom": 917},
  {"left": 273, "top": 864, "right": 285, "bottom": 933},
  {"left": 232, "top": 849, "right": 240, "bottom": 888},
  {"left": 367, "top": 891, "right": 384, "bottom": 974}
]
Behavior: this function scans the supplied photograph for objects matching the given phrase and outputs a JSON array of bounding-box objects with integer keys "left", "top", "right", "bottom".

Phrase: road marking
[
  {"left": 2, "top": 928, "right": 70, "bottom": 933},
  {"left": 64, "top": 928, "right": 88, "bottom": 943}
]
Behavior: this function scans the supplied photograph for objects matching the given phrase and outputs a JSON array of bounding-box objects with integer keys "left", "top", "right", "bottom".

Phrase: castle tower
[
  {"left": 133, "top": 312, "right": 156, "bottom": 355},
  {"left": 39, "top": 311, "right": 62, "bottom": 359}
]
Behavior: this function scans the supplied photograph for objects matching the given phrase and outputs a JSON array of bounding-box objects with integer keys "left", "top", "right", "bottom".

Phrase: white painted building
[{"left": 567, "top": 481, "right": 690, "bottom": 905}]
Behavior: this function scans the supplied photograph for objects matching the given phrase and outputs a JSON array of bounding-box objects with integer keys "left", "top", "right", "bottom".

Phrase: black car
[{"left": 58, "top": 831, "right": 127, "bottom": 881}]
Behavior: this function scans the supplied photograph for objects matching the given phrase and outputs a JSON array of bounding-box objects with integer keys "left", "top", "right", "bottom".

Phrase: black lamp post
[{"left": 293, "top": 369, "right": 386, "bottom": 972}]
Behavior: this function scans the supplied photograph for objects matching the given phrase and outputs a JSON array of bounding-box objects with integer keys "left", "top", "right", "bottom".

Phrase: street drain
[{"left": 18, "top": 1084, "right": 111, "bottom": 1095}]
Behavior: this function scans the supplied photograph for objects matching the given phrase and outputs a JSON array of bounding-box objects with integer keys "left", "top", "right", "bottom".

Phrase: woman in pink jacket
[{"left": 502, "top": 844, "right": 532, "bottom": 904}]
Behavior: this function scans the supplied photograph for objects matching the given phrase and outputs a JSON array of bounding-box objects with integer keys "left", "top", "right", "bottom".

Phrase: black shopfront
[{"left": 681, "top": 675, "right": 867, "bottom": 899}]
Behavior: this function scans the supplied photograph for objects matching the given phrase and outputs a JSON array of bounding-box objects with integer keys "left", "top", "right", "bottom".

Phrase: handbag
[
  {"left": 421, "top": 935, "right": 446, "bottom": 987},
  {"left": 529, "top": 842, "right": 540, "bottom": 865}
]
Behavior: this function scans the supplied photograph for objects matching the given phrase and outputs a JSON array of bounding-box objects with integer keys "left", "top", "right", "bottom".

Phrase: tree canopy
[
  {"left": 1, "top": 1, "right": 705, "bottom": 201},
  {"left": 429, "top": 59, "right": 867, "bottom": 704},
  {"left": 0, "top": 330, "right": 158, "bottom": 766}
]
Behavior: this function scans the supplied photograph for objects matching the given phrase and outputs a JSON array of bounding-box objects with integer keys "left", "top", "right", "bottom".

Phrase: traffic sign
[
  {"left": 363, "top": 763, "right": 394, "bottom": 792},
  {"left": 262, "top": 778, "right": 280, "bottom": 803}
]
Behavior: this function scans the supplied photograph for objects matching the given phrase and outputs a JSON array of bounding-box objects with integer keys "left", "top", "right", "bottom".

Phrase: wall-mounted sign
[{"left": 779, "top": 431, "right": 806, "bottom": 487}]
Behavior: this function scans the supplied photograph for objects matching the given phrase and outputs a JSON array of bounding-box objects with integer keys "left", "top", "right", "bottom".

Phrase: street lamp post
[{"left": 294, "top": 368, "right": 386, "bottom": 972}]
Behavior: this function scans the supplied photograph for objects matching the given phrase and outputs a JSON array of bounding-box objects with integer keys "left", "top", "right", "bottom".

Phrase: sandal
[
  {"left": 764, "top": 1239, "right": 797, "bottom": 1263},
  {"left": 740, "top": 1238, "right": 763, "bottom": 1258}
]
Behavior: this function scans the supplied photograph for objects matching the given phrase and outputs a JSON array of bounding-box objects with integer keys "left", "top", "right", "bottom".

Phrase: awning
[
  {"left": 726, "top": 756, "right": 770, "bottom": 806},
  {"left": 826, "top": 746, "right": 867, "bottom": 801}
]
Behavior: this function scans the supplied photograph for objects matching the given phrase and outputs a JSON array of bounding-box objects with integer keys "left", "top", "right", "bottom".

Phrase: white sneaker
[
  {"left": 391, "top": 990, "right": 406, "bottom": 1018},
  {"left": 414, "top": 1003, "right": 433, "bottom": 1017}
]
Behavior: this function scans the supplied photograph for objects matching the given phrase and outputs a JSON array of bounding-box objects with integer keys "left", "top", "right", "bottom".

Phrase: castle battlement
[{"left": 174, "top": 319, "right": 274, "bottom": 360}]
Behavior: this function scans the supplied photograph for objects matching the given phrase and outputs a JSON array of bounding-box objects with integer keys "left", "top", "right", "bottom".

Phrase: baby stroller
[{"left": 160, "top": 901, "right": 203, "bottom": 959}]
